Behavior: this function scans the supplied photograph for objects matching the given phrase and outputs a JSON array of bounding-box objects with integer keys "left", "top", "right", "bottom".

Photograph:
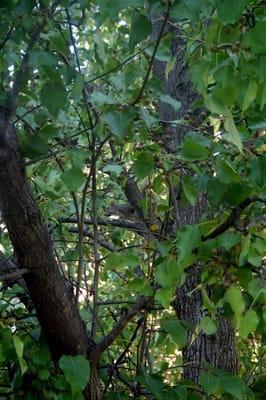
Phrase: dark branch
[
  {"left": 60, "top": 216, "right": 148, "bottom": 235},
  {"left": 0, "top": 252, "right": 34, "bottom": 311},
  {"left": 68, "top": 227, "right": 115, "bottom": 251},
  {"left": 131, "top": 2, "right": 171, "bottom": 106},
  {"left": 204, "top": 197, "right": 264, "bottom": 240},
  {"left": 0, "top": 25, "right": 14, "bottom": 52},
  {"left": 94, "top": 295, "right": 154, "bottom": 355}
]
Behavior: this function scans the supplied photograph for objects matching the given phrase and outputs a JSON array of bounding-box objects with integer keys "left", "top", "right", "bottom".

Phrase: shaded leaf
[
  {"left": 59, "top": 355, "right": 90, "bottom": 399},
  {"left": 61, "top": 167, "right": 84, "bottom": 192},
  {"left": 133, "top": 151, "right": 154, "bottom": 179},
  {"left": 129, "top": 14, "right": 151, "bottom": 48},
  {"left": 163, "top": 319, "right": 187, "bottom": 348},
  {"left": 40, "top": 80, "right": 67, "bottom": 117}
]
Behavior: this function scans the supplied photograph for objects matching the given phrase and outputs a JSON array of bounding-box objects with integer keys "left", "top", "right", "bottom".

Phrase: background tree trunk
[{"left": 151, "top": 16, "right": 238, "bottom": 382}]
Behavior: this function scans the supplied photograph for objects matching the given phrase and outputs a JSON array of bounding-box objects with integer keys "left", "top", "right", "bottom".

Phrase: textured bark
[
  {"left": 0, "top": 108, "right": 92, "bottom": 361},
  {"left": 151, "top": 17, "right": 238, "bottom": 382}
]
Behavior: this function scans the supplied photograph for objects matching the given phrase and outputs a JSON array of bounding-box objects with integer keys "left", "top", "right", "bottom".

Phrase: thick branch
[{"left": 0, "top": 108, "right": 93, "bottom": 360}]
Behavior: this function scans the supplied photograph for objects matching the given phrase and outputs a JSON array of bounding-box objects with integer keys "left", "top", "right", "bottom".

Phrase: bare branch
[
  {"left": 95, "top": 294, "right": 154, "bottom": 355},
  {"left": 68, "top": 227, "right": 115, "bottom": 252},
  {"left": 0, "top": 25, "right": 14, "bottom": 52},
  {"left": 60, "top": 216, "right": 148, "bottom": 236},
  {"left": 0, "top": 268, "right": 29, "bottom": 282},
  {"left": 131, "top": 2, "right": 171, "bottom": 106}
]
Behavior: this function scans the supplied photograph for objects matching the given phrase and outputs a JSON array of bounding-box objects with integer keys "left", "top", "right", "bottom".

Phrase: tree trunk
[
  {"left": 151, "top": 16, "right": 238, "bottom": 382},
  {"left": 0, "top": 107, "right": 93, "bottom": 361}
]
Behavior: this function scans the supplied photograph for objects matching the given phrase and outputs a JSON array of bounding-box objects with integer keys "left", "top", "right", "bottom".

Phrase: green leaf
[
  {"left": 22, "top": 135, "right": 49, "bottom": 159},
  {"left": 91, "top": 91, "right": 118, "bottom": 105},
  {"left": 159, "top": 95, "right": 181, "bottom": 113},
  {"left": 140, "top": 108, "right": 158, "bottom": 128},
  {"left": 103, "top": 110, "right": 133, "bottom": 138},
  {"left": 183, "top": 176, "right": 197, "bottom": 205},
  {"left": 199, "top": 372, "right": 220, "bottom": 395},
  {"left": 61, "top": 167, "right": 84, "bottom": 192},
  {"left": 239, "top": 309, "right": 259, "bottom": 339},
  {"left": 49, "top": 32, "right": 69, "bottom": 57},
  {"left": 243, "top": 80, "right": 258, "bottom": 111},
  {"left": 95, "top": 0, "right": 143, "bottom": 20},
  {"left": 163, "top": 319, "right": 187, "bottom": 348},
  {"left": 32, "top": 347, "right": 51, "bottom": 366},
  {"left": 37, "top": 369, "right": 50, "bottom": 381},
  {"left": 139, "top": 374, "right": 164, "bottom": 400},
  {"left": 155, "top": 258, "right": 180, "bottom": 288},
  {"left": 133, "top": 151, "right": 154, "bottom": 179},
  {"left": 207, "top": 179, "right": 227, "bottom": 206},
  {"left": 71, "top": 73, "right": 84, "bottom": 101},
  {"left": 40, "top": 80, "right": 67, "bottom": 117},
  {"left": 224, "top": 114, "right": 243, "bottom": 153},
  {"left": 226, "top": 286, "right": 245, "bottom": 327},
  {"left": 247, "top": 239, "right": 264, "bottom": 267},
  {"left": 175, "top": 225, "right": 201, "bottom": 264},
  {"left": 200, "top": 316, "right": 217, "bottom": 335},
  {"left": 13, "top": 336, "right": 27, "bottom": 375},
  {"left": 105, "top": 252, "right": 121, "bottom": 270},
  {"left": 103, "top": 163, "right": 123, "bottom": 176},
  {"left": 171, "top": 0, "right": 203, "bottom": 21},
  {"left": 29, "top": 50, "right": 58, "bottom": 67},
  {"left": 244, "top": 21, "right": 266, "bottom": 54},
  {"left": 248, "top": 157, "right": 266, "bottom": 187},
  {"left": 201, "top": 287, "right": 217, "bottom": 314},
  {"left": 216, "top": 158, "right": 242, "bottom": 184},
  {"left": 218, "top": 371, "right": 246, "bottom": 400},
  {"left": 59, "top": 355, "right": 90, "bottom": 399},
  {"left": 155, "top": 287, "right": 173, "bottom": 308},
  {"left": 216, "top": 231, "right": 243, "bottom": 251},
  {"left": 217, "top": 0, "right": 250, "bottom": 24},
  {"left": 180, "top": 137, "right": 210, "bottom": 161},
  {"left": 239, "top": 234, "right": 251, "bottom": 266},
  {"left": 129, "top": 14, "right": 151, "bottom": 48}
]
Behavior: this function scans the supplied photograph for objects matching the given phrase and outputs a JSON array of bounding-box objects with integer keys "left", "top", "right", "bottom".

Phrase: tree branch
[
  {"left": 130, "top": 1, "right": 171, "bottom": 106},
  {"left": 0, "top": 25, "right": 14, "bottom": 51},
  {"left": 204, "top": 197, "right": 264, "bottom": 240},
  {"left": 94, "top": 294, "right": 154, "bottom": 355},
  {"left": 68, "top": 227, "right": 115, "bottom": 251},
  {"left": 60, "top": 216, "right": 148, "bottom": 236},
  {"left": 0, "top": 252, "right": 33, "bottom": 311}
]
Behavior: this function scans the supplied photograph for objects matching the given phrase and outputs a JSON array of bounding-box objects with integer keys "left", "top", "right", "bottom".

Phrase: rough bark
[
  {"left": 0, "top": 108, "right": 92, "bottom": 361},
  {"left": 151, "top": 16, "right": 238, "bottom": 382}
]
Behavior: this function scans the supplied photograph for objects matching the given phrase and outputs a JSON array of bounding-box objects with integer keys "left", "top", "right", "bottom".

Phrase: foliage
[{"left": 0, "top": 0, "right": 265, "bottom": 399}]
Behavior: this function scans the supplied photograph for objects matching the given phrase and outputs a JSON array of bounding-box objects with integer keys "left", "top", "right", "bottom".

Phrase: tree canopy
[{"left": 0, "top": 1, "right": 265, "bottom": 399}]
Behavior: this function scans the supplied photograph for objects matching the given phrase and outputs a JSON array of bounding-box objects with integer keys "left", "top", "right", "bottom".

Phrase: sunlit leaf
[{"left": 239, "top": 309, "right": 259, "bottom": 339}]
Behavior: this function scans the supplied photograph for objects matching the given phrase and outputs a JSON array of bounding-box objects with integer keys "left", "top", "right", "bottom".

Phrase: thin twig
[
  {"left": 0, "top": 25, "right": 14, "bottom": 51},
  {"left": 131, "top": 2, "right": 171, "bottom": 106}
]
